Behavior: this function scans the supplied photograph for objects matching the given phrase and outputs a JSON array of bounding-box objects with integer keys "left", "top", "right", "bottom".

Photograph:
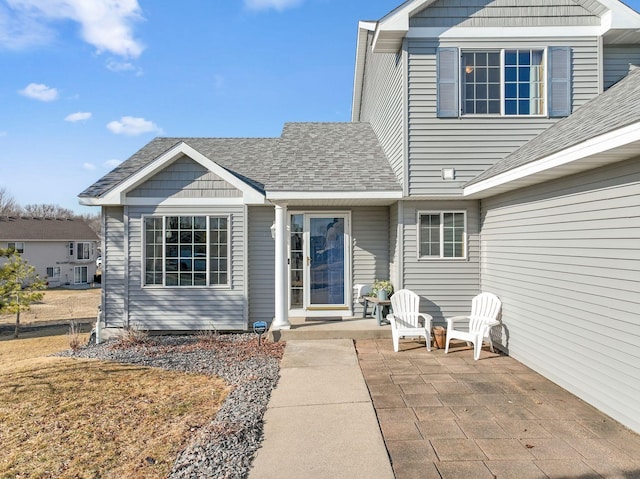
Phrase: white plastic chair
[
  {"left": 444, "top": 292, "right": 502, "bottom": 360},
  {"left": 386, "top": 289, "right": 433, "bottom": 352}
]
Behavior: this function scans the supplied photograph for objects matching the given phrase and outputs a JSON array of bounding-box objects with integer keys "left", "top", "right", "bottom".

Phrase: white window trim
[
  {"left": 76, "top": 241, "right": 91, "bottom": 261},
  {"left": 8, "top": 242, "right": 24, "bottom": 253},
  {"left": 417, "top": 210, "right": 468, "bottom": 260},
  {"left": 47, "top": 266, "right": 61, "bottom": 278},
  {"left": 74, "top": 266, "right": 88, "bottom": 284},
  {"left": 460, "top": 47, "right": 548, "bottom": 118},
  {"left": 141, "top": 214, "right": 231, "bottom": 289}
]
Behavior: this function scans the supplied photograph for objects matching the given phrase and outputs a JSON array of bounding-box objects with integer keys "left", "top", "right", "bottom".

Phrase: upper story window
[
  {"left": 437, "top": 46, "right": 571, "bottom": 119},
  {"left": 143, "top": 215, "right": 229, "bottom": 287},
  {"left": 77, "top": 242, "right": 91, "bottom": 260},
  {"left": 461, "top": 49, "right": 545, "bottom": 116},
  {"left": 7, "top": 242, "right": 24, "bottom": 254}
]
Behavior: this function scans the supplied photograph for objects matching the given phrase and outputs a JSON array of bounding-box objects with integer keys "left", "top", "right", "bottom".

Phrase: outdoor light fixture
[
  {"left": 442, "top": 168, "right": 456, "bottom": 180},
  {"left": 270, "top": 223, "right": 276, "bottom": 239}
]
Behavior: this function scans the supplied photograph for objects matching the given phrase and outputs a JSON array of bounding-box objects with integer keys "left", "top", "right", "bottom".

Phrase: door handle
[{"left": 307, "top": 256, "right": 311, "bottom": 266}]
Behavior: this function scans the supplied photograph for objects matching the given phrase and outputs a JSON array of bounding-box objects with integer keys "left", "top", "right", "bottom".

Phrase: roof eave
[
  {"left": 77, "top": 141, "right": 267, "bottom": 207},
  {"left": 463, "top": 122, "right": 640, "bottom": 199}
]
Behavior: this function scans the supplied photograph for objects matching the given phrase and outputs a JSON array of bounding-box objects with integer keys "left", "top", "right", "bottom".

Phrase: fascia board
[
  {"left": 90, "top": 142, "right": 266, "bottom": 206},
  {"left": 372, "top": 0, "right": 437, "bottom": 52},
  {"left": 463, "top": 122, "right": 640, "bottom": 198},
  {"left": 598, "top": 0, "right": 640, "bottom": 29},
  {"left": 266, "top": 191, "right": 403, "bottom": 201},
  {"left": 352, "top": 21, "right": 377, "bottom": 122}
]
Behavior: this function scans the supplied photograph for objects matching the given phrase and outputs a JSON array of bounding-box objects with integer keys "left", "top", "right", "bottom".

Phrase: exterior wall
[
  {"left": 407, "top": 36, "right": 600, "bottom": 196},
  {"left": 103, "top": 206, "right": 126, "bottom": 328},
  {"left": 358, "top": 31, "right": 405, "bottom": 186},
  {"left": 0, "top": 241, "right": 98, "bottom": 288},
  {"left": 352, "top": 206, "right": 391, "bottom": 315},
  {"left": 389, "top": 203, "right": 400, "bottom": 291},
  {"left": 603, "top": 46, "right": 640, "bottom": 88},
  {"left": 400, "top": 199, "right": 481, "bottom": 323},
  {"left": 122, "top": 205, "right": 247, "bottom": 330},
  {"left": 248, "top": 206, "right": 275, "bottom": 325},
  {"left": 128, "top": 156, "right": 242, "bottom": 199},
  {"left": 479, "top": 158, "right": 640, "bottom": 434},
  {"left": 410, "top": 0, "right": 601, "bottom": 28}
]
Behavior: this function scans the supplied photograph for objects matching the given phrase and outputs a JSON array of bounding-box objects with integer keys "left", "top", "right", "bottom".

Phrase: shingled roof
[
  {"left": 467, "top": 67, "right": 640, "bottom": 188},
  {"left": 0, "top": 217, "right": 99, "bottom": 241},
  {"left": 79, "top": 122, "right": 401, "bottom": 201}
]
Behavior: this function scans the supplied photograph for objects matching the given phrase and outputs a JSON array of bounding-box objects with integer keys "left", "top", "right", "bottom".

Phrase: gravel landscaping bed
[{"left": 57, "top": 334, "right": 284, "bottom": 478}]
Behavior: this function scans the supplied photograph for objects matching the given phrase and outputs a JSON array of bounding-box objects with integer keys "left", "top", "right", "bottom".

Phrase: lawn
[{"left": 0, "top": 329, "right": 229, "bottom": 478}]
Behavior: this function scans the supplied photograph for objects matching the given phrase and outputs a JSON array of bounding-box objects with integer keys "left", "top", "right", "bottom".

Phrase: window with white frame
[
  {"left": 461, "top": 49, "right": 545, "bottom": 116},
  {"left": 74, "top": 266, "right": 88, "bottom": 284},
  {"left": 418, "top": 212, "right": 466, "bottom": 259},
  {"left": 437, "top": 46, "right": 571, "bottom": 118},
  {"left": 76, "top": 242, "right": 91, "bottom": 260},
  {"left": 46, "top": 267, "right": 61, "bottom": 278},
  {"left": 143, "top": 215, "right": 229, "bottom": 287},
  {"left": 7, "top": 242, "right": 24, "bottom": 253}
]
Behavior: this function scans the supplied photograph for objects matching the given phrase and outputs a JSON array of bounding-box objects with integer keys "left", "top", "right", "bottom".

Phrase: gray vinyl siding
[
  {"left": 479, "top": 158, "right": 640, "bottom": 434},
  {"left": 358, "top": 31, "right": 405, "bottom": 185},
  {"left": 407, "top": 37, "right": 599, "bottom": 195},
  {"left": 389, "top": 203, "right": 400, "bottom": 291},
  {"left": 128, "top": 155, "right": 242, "bottom": 198},
  {"left": 410, "top": 0, "right": 600, "bottom": 28},
  {"left": 603, "top": 46, "right": 640, "bottom": 89},
  {"left": 248, "top": 206, "right": 275, "bottom": 325},
  {"left": 125, "top": 205, "right": 246, "bottom": 330},
  {"left": 401, "top": 200, "right": 481, "bottom": 323},
  {"left": 352, "top": 206, "right": 391, "bottom": 314},
  {"left": 103, "top": 206, "right": 126, "bottom": 328}
]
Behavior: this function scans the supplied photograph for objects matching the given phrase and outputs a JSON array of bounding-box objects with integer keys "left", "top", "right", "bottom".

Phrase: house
[
  {"left": 0, "top": 216, "right": 100, "bottom": 287},
  {"left": 79, "top": 0, "right": 640, "bottom": 434}
]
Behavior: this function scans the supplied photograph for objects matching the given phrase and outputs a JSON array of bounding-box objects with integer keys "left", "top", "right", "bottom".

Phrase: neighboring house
[
  {"left": 0, "top": 216, "right": 100, "bottom": 288},
  {"left": 79, "top": 0, "right": 640, "bottom": 433}
]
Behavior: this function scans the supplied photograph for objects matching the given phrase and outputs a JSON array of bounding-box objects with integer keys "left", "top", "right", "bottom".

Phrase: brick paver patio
[{"left": 355, "top": 338, "right": 640, "bottom": 479}]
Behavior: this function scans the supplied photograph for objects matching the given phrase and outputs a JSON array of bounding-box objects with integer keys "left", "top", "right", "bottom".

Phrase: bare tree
[
  {"left": 23, "top": 203, "right": 75, "bottom": 218},
  {"left": 0, "top": 187, "right": 21, "bottom": 216},
  {"left": 78, "top": 212, "right": 102, "bottom": 241}
]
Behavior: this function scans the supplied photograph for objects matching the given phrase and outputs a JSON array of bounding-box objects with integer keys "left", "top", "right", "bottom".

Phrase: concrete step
[
  {"left": 268, "top": 316, "right": 392, "bottom": 342},
  {"left": 270, "top": 327, "right": 392, "bottom": 342}
]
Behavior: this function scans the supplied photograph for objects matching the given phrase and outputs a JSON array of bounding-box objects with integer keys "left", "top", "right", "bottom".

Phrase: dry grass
[
  {"left": 0, "top": 288, "right": 101, "bottom": 326},
  {"left": 0, "top": 330, "right": 229, "bottom": 478}
]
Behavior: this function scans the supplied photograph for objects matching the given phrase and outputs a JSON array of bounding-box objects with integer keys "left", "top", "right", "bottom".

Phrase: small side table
[{"left": 363, "top": 296, "right": 392, "bottom": 326}]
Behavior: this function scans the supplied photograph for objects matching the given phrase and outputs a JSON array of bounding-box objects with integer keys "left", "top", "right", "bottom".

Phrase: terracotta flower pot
[{"left": 433, "top": 326, "right": 446, "bottom": 349}]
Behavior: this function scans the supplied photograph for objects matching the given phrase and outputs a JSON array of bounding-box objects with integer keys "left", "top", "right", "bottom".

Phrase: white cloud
[
  {"left": 107, "top": 116, "right": 162, "bottom": 136},
  {"left": 106, "top": 58, "right": 143, "bottom": 75},
  {"left": 83, "top": 162, "right": 96, "bottom": 171},
  {"left": 4, "top": 0, "right": 145, "bottom": 58},
  {"left": 244, "top": 0, "right": 303, "bottom": 11},
  {"left": 65, "top": 111, "right": 92, "bottom": 122},
  {"left": 104, "top": 159, "right": 122, "bottom": 168},
  {"left": 19, "top": 82, "right": 58, "bottom": 101}
]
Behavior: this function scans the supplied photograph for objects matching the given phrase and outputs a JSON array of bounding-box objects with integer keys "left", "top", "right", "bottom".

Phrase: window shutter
[
  {"left": 437, "top": 47, "right": 459, "bottom": 118},
  {"left": 548, "top": 46, "right": 571, "bottom": 117}
]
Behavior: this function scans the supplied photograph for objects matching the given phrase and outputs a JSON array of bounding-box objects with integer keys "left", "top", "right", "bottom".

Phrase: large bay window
[
  {"left": 418, "top": 211, "right": 466, "bottom": 259},
  {"left": 144, "top": 215, "right": 229, "bottom": 287}
]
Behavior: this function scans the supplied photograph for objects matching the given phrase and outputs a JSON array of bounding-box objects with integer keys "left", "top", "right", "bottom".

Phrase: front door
[{"left": 289, "top": 213, "right": 351, "bottom": 315}]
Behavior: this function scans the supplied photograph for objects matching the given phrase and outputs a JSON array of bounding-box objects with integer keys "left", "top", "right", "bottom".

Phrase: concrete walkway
[{"left": 248, "top": 339, "right": 394, "bottom": 479}]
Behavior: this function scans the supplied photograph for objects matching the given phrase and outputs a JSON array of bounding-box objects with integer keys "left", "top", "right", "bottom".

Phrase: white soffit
[
  {"left": 89, "top": 142, "right": 266, "bottom": 206},
  {"left": 463, "top": 122, "right": 640, "bottom": 199}
]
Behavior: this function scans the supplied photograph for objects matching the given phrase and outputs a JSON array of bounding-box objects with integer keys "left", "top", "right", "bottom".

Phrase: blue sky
[{"left": 1, "top": 0, "right": 640, "bottom": 214}]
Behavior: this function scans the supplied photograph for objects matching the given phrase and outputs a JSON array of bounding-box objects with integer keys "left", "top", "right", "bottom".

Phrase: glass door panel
[
  {"left": 308, "top": 216, "right": 345, "bottom": 306},
  {"left": 290, "top": 214, "right": 304, "bottom": 309}
]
